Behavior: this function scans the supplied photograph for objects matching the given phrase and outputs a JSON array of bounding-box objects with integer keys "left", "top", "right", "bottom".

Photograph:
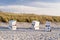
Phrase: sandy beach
[{"left": 0, "top": 22, "right": 60, "bottom": 40}]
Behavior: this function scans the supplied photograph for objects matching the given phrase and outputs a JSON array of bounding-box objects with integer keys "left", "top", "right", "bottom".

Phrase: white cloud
[
  {"left": 0, "top": 2, "right": 60, "bottom": 16},
  {"left": 28, "top": 2, "right": 60, "bottom": 8}
]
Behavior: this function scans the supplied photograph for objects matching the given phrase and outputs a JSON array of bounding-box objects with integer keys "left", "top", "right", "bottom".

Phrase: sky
[{"left": 0, "top": 0, "right": 60, "bottom": 16}]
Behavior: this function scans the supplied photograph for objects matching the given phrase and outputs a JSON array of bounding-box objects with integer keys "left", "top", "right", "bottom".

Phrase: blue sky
[
  {"left": 0, "top": 0, "right": 60, "bottom": 16},
  {"left": 0, "top": 0, "right": 60, "bottom": 5}
]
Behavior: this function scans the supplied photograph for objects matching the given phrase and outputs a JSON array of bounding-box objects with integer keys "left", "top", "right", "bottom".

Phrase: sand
[{"left": 0, "top": 22, "right": 60, "bottom": 40}]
